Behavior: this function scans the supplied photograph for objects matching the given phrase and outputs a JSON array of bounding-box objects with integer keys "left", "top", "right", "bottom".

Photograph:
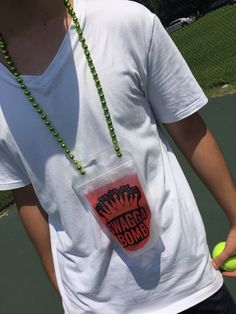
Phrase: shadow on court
[{"left": 0, "top": 93, "right": 235, "bottom": 313}]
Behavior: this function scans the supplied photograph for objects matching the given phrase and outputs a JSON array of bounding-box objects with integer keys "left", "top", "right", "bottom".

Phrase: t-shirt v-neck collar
[{"left": 0, "top": 0, "right": 82, "bottom": 88}]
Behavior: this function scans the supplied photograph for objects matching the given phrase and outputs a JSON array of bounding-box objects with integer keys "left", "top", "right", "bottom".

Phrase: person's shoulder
[
  {"left": 81, "top": 0, "right": 151, "bottom": 15},
  {"left": 80, "top": 0, "right": 154, "bottom": 31}
]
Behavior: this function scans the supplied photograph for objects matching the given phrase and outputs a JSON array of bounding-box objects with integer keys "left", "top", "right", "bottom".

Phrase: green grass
[
  {"left": 0, "top": 191, "right": 14, "bottom": 213},
  {"left": 171, "top": 5, "right": 236, "bottom": 97}
]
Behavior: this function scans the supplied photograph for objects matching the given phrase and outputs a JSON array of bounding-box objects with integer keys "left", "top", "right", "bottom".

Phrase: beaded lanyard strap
[{"left": 0, "top": 0, "right": 122, "bottom": 175}]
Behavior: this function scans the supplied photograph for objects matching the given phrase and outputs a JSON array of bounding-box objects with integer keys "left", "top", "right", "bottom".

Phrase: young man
[{"left": 0, "top": 0, "right": 236, "bottom": 313}]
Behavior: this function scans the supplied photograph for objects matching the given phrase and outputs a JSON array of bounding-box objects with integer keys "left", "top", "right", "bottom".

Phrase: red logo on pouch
[{"left": 86, "top": 174, "right": 151, "bottom": 252}]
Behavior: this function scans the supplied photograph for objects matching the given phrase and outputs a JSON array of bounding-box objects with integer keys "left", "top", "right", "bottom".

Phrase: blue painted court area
[{"left": 0, "top": 93, "right": 235, "bottom": 313}]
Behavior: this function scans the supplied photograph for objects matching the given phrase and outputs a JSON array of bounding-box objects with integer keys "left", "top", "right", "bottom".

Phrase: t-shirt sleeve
[
  {"left": 146, "top": 15, "right": 208, "bottom": 123},
  {"left": 0, "top": 145, "right": 31, "bottom": 191}
]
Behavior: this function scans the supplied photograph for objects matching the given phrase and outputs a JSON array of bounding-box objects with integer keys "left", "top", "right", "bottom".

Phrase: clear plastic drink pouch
[{"left": 73, "top": 147, "right": 159, "bottom": 256}]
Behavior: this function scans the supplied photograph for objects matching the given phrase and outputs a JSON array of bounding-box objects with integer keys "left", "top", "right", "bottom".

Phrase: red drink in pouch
[{"left": 85, "top": 174, "right": 151, "bottom": 253}]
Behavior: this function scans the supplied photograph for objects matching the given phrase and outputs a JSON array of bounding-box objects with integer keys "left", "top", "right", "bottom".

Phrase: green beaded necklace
[{"left": 0, "top": 0, "right": 122, "bottom": 175}]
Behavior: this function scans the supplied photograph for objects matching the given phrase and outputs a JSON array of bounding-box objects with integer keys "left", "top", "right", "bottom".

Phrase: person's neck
[{"left": 0, "top": 0, "right": 71, "bottom": 37}]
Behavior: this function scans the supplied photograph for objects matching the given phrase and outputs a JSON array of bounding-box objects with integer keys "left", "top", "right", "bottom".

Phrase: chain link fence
[
  {"left": 136, "top": 0, "right": 236, "bottom": 97},
  {"left": 169, "top": 4, "right": 236, "bottom": 97}
]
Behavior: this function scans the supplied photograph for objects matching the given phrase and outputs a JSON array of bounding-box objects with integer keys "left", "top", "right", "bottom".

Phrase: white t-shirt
[{"left": 0, "top": 0, "right": 223, "bottom": 313}]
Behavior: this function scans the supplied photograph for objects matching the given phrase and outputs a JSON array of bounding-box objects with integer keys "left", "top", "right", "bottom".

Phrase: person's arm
[
  {"left": 164, "top": 112, "right": 236, "bottom": 277},
  {"left": 13, "top": 185, "right": 61, "bottom": 297}
]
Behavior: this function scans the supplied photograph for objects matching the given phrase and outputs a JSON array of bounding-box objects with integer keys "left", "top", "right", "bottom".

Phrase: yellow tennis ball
[{"left": 212, "top": 242, "right": 236, "bottom": 271}]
